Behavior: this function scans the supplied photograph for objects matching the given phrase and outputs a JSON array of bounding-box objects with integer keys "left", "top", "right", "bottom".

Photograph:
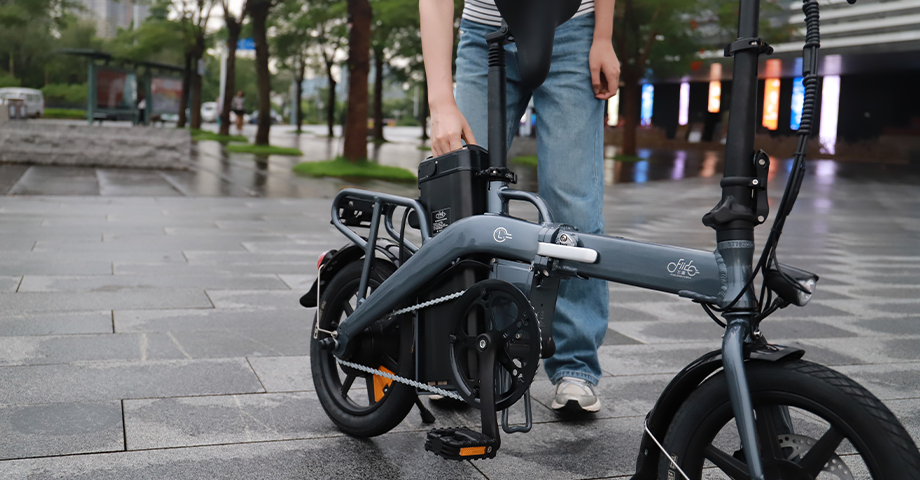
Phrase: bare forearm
[
  {"left": 419, "top": 0, "right": 456, "bottom": 108},
  {"left": 593, "top": 0, "right": 615, "bottom": 41}
]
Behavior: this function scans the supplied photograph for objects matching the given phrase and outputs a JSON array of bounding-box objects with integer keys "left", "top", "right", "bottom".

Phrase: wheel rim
[
  {"left": 674, "top": 393, "right": 872, "bottom": 480},
  {"left": 315, "top": 274, "right": 405, "bottom": 416}
]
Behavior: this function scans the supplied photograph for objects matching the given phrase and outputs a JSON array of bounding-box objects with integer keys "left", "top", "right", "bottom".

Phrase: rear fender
[
  {"left": 629, "top": 342, "right": 805, "bottom": 480},
  {"left": 299, "top": 240, "right": 403, "bottom": 308}
]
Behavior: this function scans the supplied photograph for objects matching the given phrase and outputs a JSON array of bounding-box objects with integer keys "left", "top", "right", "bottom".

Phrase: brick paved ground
[{"left": 0, "top": 131, "right": 918, "bottom": 479}]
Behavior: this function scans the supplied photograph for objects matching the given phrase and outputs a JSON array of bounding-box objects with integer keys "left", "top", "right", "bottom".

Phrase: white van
[{"left": 0, "top": 88, "right": 44, "bottom": 118}]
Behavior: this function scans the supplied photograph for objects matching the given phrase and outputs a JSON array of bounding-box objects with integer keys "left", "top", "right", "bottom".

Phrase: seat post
[{"left": 486, "top": 24, "right": 512, "bottom": 214}]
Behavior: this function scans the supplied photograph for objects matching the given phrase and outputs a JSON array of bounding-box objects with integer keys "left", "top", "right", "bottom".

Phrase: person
[
  {"left": 420, "top": 0, "right": 620, "bottom": 412},
  {"left": 136, "top": 95, "right": 146, "bottom": 126},
  {"left": 231, "top": 90, "right": 246, "bottom": 133}
]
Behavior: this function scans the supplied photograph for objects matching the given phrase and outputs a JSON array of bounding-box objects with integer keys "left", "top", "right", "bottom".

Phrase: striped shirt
[{"left": 461, "top": 0, "right": 595, "bottom": 27}]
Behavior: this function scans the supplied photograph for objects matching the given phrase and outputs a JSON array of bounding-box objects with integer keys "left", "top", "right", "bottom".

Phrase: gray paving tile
[
  {"left": 114, "top": 261, "right": 315, "bottom": 276},
  {"left": 115, "top": 308, "right": 308, "bottom": 333},
  {"left": 124, "top": 392, "right": 338, "bottom": 449},
  {"left": 0, "top": 332, "right": 192, "bottom": 365},
  {"left": 608, "top": 305, "right": 660, "bottom": 322},
  {"left": 0, "top": 401, "right": 124, "bottom": 460},
  {"left": 33, "top": 237, "right": 249, "bottom": 252},
  {"left": 869, "top": 302, "right": 920, "bottom": 315},
  {"left": 205, "top": 290, "right": 303, "bottom": 309},
  {"left": 184, "top": 250, "right": 329, "bottom": 264},
  {"left": 603, "top": 328, "right": 643, "bottom": 346},
  {"left": 836, "top": 363, "right": 920, "bottom": 401},
  {"left": 471, "top": 416, "right": 644, "bottom": 479},
  {"left": 247, "top": 355, "right": 313, "bottom": 392},
  {"left": 598, "top": 343, "right": 720, "bottom": 376},
  {"left": 0, "top": 432, "right": 487, "bottom": 480},
  {"left": 7, "top": 166, "right": 100, "bottom": 195},
  {"left": 0, "top": 164, "right": 29, "bottom": 194},
  {"left": 853, "top": 317, "right": 920, "bottom": 335},
  {"left": 0, "top": 276, "right": 20, "bottom": 291},
  {"left": 0, "top": 358, "right": 264, "bottom": 404},
  {"left": 0, "top": 258, "right": 112, "bottom": 276},
  {"left": 0, "top": 289, "right": 213, "bottom": 312},
  {"left": 0, "top": 311, "right": 112, "bottom": 336},
  {"left": 19, "top": 274, "right": 287, "bottom": 292},
  {"left": 97, "top": 169, "right": 183, "bottom": 197}
]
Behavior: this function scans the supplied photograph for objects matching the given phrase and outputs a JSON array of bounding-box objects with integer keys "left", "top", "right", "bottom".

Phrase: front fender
[{"left": 629, "top": 342, "right": 805, "bottom": 480}]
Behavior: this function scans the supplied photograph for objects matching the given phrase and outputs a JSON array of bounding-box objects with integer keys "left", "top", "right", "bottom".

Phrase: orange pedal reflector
[
  {"left": 460, "top": 446, "right": 487, "bottom": 457},
  {"left": 372, "top": 366, "right": 394, "bottom": 402}
]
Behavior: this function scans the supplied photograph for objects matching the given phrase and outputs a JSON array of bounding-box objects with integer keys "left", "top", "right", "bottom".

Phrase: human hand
[
  {"left": 429, "top": 101, "right": 476, "bottom": 156},
  {"left": 589, "top": 40, "right": 621, "bottom": 100}
]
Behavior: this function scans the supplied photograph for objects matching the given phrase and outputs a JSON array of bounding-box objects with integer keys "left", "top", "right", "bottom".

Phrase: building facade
[{"left": 77, "top": 0, "right": 149, "bottom": 38}]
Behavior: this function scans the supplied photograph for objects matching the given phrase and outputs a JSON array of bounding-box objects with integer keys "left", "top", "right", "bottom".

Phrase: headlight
[{"left": 764, "top": 264, "right": 819, "bottom": 307}]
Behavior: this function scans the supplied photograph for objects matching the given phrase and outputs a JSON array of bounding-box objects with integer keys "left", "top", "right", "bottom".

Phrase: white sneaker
[{"left": 551, "top": 377, "right": 601, "bottom": 413}]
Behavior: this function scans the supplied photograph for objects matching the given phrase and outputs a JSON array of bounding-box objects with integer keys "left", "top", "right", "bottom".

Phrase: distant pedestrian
[
  {"left": 232, "top": 91, "right": 246, "bottom": 133},
  {"left": 136, "top": 95, "right": 146, "bottom": 126}
]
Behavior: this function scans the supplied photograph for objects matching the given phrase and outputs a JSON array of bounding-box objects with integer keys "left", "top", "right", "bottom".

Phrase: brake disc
[
  {"left": 448, "top": 279, "right": 541, "bottom": 411},
  {"left": 779, "top": 433, "right": 855, "bottom": 479}
]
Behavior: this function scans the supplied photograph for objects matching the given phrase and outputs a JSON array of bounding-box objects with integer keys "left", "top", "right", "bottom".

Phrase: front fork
[{"left": 718, "top": 240, "right": 765, "bottom": 480}]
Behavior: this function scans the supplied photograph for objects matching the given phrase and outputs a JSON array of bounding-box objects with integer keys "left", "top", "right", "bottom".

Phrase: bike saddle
[{"left": 493, "top": 0, "right": 581, "bottom": 90}]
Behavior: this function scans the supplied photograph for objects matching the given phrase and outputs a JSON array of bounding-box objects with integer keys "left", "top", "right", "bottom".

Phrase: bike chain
[{"left": 333, "top": 289, "right": 467, "bottom": 402}]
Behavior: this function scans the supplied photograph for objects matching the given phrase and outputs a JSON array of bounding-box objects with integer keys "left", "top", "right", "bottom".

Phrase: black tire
[
  {"left": 311, "top": 260, "right": 416, "bottom": 437},
  {"left": 659, "top": 359, "right": 920, "bottom": 480}
]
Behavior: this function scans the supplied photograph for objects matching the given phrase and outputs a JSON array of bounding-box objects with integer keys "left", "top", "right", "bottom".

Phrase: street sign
[{"left": 237, "top": 38, "right": 255, "bottom": 51}]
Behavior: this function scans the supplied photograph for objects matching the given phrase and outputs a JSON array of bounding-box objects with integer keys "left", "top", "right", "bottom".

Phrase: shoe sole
[{"left": 551, "top": 398, "right": 601, "bottom": 413}]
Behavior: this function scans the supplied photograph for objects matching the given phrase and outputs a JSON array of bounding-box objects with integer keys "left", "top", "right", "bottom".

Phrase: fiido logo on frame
[{"left": 667, "top": 259, "right": 699, "bottom": 278}]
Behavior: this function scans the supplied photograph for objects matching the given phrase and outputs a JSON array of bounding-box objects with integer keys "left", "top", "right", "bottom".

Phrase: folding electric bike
[{"left": 303, "top": 0, "right": 920, "bottom": 477}]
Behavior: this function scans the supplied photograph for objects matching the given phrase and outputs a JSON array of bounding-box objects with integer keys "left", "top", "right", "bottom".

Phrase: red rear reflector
[{"left": 317, "top": 250, "right": 331, "bottom": 270}]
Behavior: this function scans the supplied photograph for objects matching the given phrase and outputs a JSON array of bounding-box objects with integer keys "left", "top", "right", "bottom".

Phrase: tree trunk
[
  {"left": 178, "top": 53, "right": 192, "bottom": 128},
  {"left": 295, "top": 59, "right": 304, "bottom": 131},
  {"left": 249, "top": 0, "right": 273, "bottom": 145},
  {"left": 372, "top": 47, "right": 385, "bottom": 142},
  {"left": 421, "top": 79, "right": 429, "bottom": 140},
  {"left": 219, "top": 19, "right": 241, "bottom": 136},
  {"left": 620, "top": 71, "right": 640, "bottom": 156},
  {"left": 324, "top": 59, "right": 336, "bottom": 137},
  {"left": 190, "top": 57, "right": 203, "bottom": 129},
  {"left": 342, "top": 0, "right": 372, "bottom": 161}
]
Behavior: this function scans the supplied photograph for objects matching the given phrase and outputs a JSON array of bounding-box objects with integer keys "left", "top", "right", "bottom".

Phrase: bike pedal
[{"left": 424, "top": 427, "right": 499, "bottom": 460}]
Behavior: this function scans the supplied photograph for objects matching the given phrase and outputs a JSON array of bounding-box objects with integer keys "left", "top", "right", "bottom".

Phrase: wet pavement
[{"left": 1, "top": 121, "right": 920, "bottom": 478}]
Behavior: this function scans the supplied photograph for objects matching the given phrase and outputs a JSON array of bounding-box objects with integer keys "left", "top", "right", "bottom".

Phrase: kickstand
[{"left": 414, "top": 396, "right": 436, "bottom": 423}]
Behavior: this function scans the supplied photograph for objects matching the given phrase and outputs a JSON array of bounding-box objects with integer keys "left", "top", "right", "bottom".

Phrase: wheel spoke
[
  {"left": 797, "top": 425, "right": 845, "bottom": 476},
  {"left": 341, "top": 374, "right": 356, "bottom": 396},
  {"left": 755, "top": 406, "right": 786, "bottom": 463},
  {"left": 342, "top": 301, "right": 354, "bottom": 316},
  {"left": 365, "top": 376, "right": 376, "bottom": 404},
  {"left": 704, "top": 445, "right": 752, "bottom": 480}
]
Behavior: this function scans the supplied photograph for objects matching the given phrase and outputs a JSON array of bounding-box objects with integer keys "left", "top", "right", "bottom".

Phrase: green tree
[
  {"left": 368, "top": 0, "right": 417, "bottom": 142},
  {"left": 246, "top": 0, "right": 282, "bottom": 145},
  {"left": 0, "top": 0, "right": 76, "bottom": 87},
  {"left": 218, "top": 0, "right": 247, "bottom": 136},
  {"left": 173, "top": 0, "right": 216, "bottom": 129},
  {"left": 342, "top": 0, "right": 372, "bottom": 160}
]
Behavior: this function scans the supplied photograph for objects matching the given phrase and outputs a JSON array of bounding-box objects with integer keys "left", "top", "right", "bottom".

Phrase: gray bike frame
[{"left": 329, "top": 188, "right": 726, "bottom": 359}]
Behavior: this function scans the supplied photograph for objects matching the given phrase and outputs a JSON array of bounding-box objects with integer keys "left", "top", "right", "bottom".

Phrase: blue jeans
[{"left": 456, "top": 14, "right": 609, "bottom": 386}]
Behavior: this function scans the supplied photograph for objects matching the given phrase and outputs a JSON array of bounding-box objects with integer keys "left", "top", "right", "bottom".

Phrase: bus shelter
[{"left": 57, "top": 49, "right": 184, "bottom": 126}]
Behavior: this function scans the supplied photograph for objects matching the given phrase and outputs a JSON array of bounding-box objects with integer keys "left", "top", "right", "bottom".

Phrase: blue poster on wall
[
  {"left": 640, "top": 84, "right": 654, "bottom": 126},
  {"left": 790, "top": 77, "right": 805, "bottom": 130}
]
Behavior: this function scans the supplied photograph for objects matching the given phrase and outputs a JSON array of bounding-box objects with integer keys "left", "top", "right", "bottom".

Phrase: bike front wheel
[{"left": 659, "top": 359, "right": 920, "bottom": 480}]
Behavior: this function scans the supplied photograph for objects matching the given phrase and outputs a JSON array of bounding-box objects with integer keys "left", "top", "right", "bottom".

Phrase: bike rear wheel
[
  {"left": 311, "top": 260, "right": 416, "bottom": 438},
  {"left": 659, "top": 359, "right": 920, "bottom": 480}
]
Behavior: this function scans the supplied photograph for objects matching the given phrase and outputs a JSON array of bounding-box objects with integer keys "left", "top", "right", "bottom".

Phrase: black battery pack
[
  {"left": 417, "top": 145, "right": 489, "bottom": 235},
  {"left": 416, "top": 145, "right": 490, "bottom": 387}
]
